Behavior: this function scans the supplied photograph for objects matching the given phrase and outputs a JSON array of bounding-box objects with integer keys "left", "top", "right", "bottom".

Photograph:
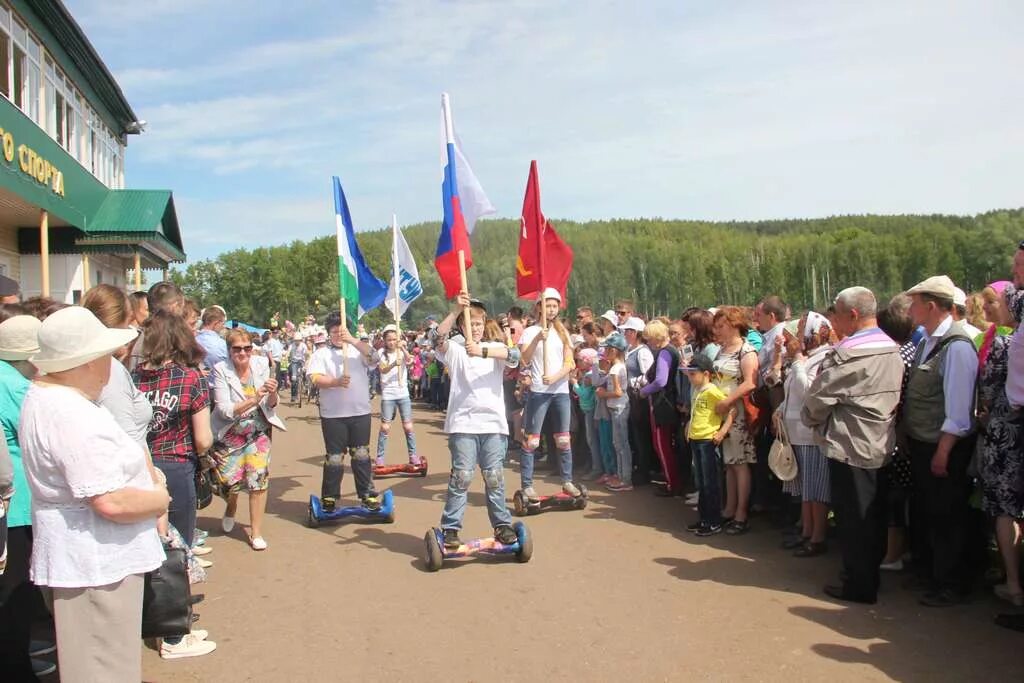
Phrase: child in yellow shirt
[{"left": 685, "top": 354, "right": 734, "bottom": 536}]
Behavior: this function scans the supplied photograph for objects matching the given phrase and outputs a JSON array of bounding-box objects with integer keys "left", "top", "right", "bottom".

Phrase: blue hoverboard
[
  {"left": 306, "top": 489, "right": 395, "bottom": 528},
  {"left": 423, "top": 521, "right": 533, "bottom": 571}
]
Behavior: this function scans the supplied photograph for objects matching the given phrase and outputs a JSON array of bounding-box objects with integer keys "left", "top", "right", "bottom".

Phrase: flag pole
[
  {"left": 458, "top": 251, "right": 471, "bottom": 341},
  {"left": 334, "top": 179, "right": 349, "bottom": 377},
  {"left": 392, "top": 213, "right": 404, "bottom": 386},
  {"left": 532, "top": 160, "right": 549, "bottom": 380}
]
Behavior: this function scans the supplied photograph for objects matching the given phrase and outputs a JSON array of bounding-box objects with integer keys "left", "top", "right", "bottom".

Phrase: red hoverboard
[
  {"left": 512, "top": 483, "right": 589, "bottom": 516},
  {"left": 373, "top": 458, "right": 428, "bottom": 478}
]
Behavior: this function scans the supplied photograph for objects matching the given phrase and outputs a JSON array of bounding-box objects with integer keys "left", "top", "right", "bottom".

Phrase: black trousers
[
  {"left": 628, "top": 394, "right": 655, "bottom": 484},
  {"left": 908, "top": 436, "right": 975, "bottom": 592},
  {"left": 829, "top": 460, "right": 889, "bottom": 601},
  {"left": 0, "top": 526, "right": 46, "bottom": 679}
]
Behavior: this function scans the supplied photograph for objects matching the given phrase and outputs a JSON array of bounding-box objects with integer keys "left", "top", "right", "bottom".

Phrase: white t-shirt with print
[
  {"left": 378, "top": 349, "right": 410, "bottom": 401},
  {"left": 519, "top": 325, "right": 570, "bottom": 395},
  {"left": 19, "top": 383, "right": 165, "bottom": 588},
  {"left": 605, "top": 361, "right": 629, "bottom": 410},
  {"left": 307, "top": 344, "right": 378, "bottom": 418},
  {"left": 440, "top": 341, "right": 513, "bottom": 435}
]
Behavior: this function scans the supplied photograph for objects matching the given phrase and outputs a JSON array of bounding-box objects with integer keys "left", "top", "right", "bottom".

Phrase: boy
[
  {"left": 685, "top": 354, "right": 733, "bottom": 536},
  {"left": 307, "top": 312, "right": 382, "bottom": 511},
  {"left": 433, "top": 292, "right": 521, "bottom": 549}
]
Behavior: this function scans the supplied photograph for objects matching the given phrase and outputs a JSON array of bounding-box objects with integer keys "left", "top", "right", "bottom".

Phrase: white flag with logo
[{"left": 385, "top": 219, "right": 423, "bottom": 319}]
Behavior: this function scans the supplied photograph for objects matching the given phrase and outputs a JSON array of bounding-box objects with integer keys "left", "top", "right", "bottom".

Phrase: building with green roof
[{"left": 0, "top": 0, "right": 185, "bottom": 302}]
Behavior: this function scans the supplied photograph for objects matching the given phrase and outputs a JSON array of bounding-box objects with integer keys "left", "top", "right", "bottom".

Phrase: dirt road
[{"left": 142, "top": 400, "right": 1024, "bottom": 681}]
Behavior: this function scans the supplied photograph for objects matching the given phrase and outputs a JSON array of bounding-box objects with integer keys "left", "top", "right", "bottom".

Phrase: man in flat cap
[
  {"left": 904, "top": 275, "right": 978, "bottom": 607},
  {"left": 0, "top": 275, "right": 19, "bottom": 304}
]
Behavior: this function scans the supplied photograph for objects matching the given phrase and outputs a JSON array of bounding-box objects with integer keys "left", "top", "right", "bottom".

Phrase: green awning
[{"left": 81, "top": 190, "right": 186, "bottom": 263}]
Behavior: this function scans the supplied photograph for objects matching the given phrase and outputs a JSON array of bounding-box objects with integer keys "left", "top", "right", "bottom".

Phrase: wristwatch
[{"left": 482, "top": 346, "right": 489, "bottom": 359}]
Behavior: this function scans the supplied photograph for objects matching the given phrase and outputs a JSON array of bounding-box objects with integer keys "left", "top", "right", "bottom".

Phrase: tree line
[{"left": 170, "top": 208, "right": 1024, "bottom": 328}]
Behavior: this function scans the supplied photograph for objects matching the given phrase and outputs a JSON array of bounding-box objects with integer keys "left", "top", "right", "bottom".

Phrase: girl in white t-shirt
[
  {"left": 597, "top": 333, "right": 633, "bottom": 491},
  {"left": 375, "top": 326, "right": 420, "bottom": 466}
]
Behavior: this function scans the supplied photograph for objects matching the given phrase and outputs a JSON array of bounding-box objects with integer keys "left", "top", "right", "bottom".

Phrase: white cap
[
  {"left": 538, "top": 287, "right": 561, "bottom": 303},
  {"left": 30, "top": 307, "right": 137, "bottom": 373},
  {"left": 382, "top": 324, "right": 398, "bottom": 334},
  {"left": 601, "top": 309, "right": 617, "bottom": 325},
  {"left": 952, "top": 287, "right": 967, "bottom": 307},
  {"left": 620, "top": 316, "right": 645, "bottom": 332}
]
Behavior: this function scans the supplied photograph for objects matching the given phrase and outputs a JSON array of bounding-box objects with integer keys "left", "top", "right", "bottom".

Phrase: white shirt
[
  {"left": 266, "top": 337, "right": 284, "bottom": 362},
  {"left": 307, "top": 344, "right": 378, "bottom": 418},
  {"left": 99, "top": 358, "right": 153, "bottom": 450},
  {"left": 19, "top": 384, "right": 165, "bottom": 588},
  {"left": 379, "top": 349, "right": 410, "bottom": 401},
  {"left": 605, "top": 362, "right": 629, "bottom": 410},
  {"left": 440, "top": 341, "right": 514, "bottom": 435},
  {"left": 782, "top": 346, "right": 830, "bottom": 446},
  {"left": 519, "top": 325, "right": 569, "bottom": 395}
]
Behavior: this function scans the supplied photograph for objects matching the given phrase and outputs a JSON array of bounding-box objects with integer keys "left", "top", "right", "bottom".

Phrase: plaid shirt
[{"left": 133, "top": 364, "right": 210, "bottom": 463}]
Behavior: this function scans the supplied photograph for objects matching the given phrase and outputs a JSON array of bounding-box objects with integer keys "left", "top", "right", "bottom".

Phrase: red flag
[{"left": 516, "top": 161, "right": 573, "bottom": 305}]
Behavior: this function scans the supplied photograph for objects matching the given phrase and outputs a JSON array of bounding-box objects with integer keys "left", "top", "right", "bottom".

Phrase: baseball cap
[
  {"left": 601, "top": 332, "right": 627, "bottom": 351},
  {"left": 684, "top": 353, "right": 715, "bottom": 374}
]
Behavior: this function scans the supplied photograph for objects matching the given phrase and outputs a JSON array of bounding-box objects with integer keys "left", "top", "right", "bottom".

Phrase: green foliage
[{"left": 172, "top": 209, "right": 1024, "bottom": 327}]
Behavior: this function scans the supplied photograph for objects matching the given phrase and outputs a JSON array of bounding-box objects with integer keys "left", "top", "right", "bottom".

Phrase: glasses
[
  {"left": 616, "top": 311, "right": 627, "bottom": 316},
  {"left": 231, "top": 345, "right": 254, "bottom": 353}
]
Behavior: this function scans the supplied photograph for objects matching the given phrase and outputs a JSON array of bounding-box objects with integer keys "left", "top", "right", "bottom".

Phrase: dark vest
[{"left": 902, "top": 320, "right": 975, "bottom": 443}]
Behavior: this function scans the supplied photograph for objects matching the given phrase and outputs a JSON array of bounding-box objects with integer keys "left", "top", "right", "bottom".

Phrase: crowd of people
[{"left": 2, "top": 241, "right": 1024, "bottom": 679}]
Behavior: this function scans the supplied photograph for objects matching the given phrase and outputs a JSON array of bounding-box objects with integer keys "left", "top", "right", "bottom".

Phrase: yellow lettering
[
  {"left": 2, "top": 132, "right": 12, "bottom": 163},
  {"left": 17, "top": 144, "right": 28, "bottom": 173},
  {"left": 33, "top": 154, "right": 45, "bottom": 183},
  {"left": 52, "top": 171, "right": 64, "bottom": 196}
]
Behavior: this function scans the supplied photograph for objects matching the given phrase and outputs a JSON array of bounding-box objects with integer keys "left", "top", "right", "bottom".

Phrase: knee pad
[
  {"left": 449, "top": 469, "right": 473, "bottom": 492},
  {"left": 525, "top": 434, "right": 541, "bottom": 451},
  {"left": 402, "top": 421, "right": 414, "bottom": 433},
  {"left": 555, "top": 432, "right": 571, "bottom": 451},
  {"left": 482, "top": 466, "right": 504, "bottom": 489},
  {"left": 351, "top": 446, "right": 370, "bottom": 462},
  {"left": 325, "top": 453, "right": 343, "bottom": 466},
  {"left": 379, "top": 422, "right": 391, "bottom": 435}
]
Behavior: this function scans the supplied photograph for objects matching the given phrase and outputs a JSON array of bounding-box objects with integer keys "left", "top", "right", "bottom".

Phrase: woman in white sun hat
[{"left": 18, "top": 306, "right": 170, "bottom": 681}]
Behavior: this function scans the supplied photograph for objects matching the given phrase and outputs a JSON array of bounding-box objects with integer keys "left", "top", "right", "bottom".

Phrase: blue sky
[{"left": 66, "top": 0, "right": 1023, "bottom": 263}]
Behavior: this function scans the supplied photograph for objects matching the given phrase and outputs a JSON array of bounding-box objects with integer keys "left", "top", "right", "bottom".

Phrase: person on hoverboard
[
  {"left": 307, "top": 311, "right": 383, "bottom": 512},
  {"left": 375, "top": 324, "right": 422, "bottom": 467},
  {"left": 433, "top": 292, "right": 521, "bottom": 549}
]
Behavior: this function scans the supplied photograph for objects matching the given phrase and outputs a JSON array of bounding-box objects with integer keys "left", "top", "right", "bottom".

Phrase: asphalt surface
[{"left": 141, "top": 398, "right": 1024, "bottom": 682}]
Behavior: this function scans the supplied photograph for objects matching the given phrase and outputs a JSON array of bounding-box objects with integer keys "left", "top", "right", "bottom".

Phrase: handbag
[
  {"left": 741, "top": 392, "right": 763, "bottom": 433},
  {"left": 141, "top": 547, "right": 193, "bottom": 639},
  {"left": 195, "top": 468, "right": 213, "bottom": 510},
  {"left": 768, "top": 421, "right": 798, "bottom": 481}
]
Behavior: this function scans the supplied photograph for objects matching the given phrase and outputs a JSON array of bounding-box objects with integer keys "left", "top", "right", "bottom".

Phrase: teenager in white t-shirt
[
  {"left": 374, "top": 325, "right": 420, "bottom": 466},
  {"left": 517, "top": 287, "right": 579, "bottom": 500},
  {"left": 433, "top": 293, "right": 521, "bottom": 549},
  {"left": 306, "top": 312, "right": 381, "bottom": 511}
]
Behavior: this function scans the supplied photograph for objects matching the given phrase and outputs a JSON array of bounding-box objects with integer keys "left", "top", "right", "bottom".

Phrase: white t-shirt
[
  {"left": 378, "top": 349, "right": 410, "bottom": 400},
  {"left": 19, "top": 383, "right": 165, "bottom": 588},
  {"left": 99, "top": 358, "right": 153, "bottom": 450},
  {"left": 307, "top": 344, "right": 378, "bottom": 418},
  {"left": 519, "top": 325, "right": 570, "bottom": 395},
  {"left": 605, "top": 361, "right": 629, "bottom": 410},
  {"left": 440, "top": 341, "right": 512, "bottom": 435}
]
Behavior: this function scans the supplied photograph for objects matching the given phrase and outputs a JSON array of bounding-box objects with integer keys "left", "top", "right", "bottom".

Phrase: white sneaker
[
  {"left": 221, "top": 516, "right": 234, "bottom": 533},
  {"left": 562, "top": 481, "right": 582, "bottom": 497},
  {"left": 251, "top": 536, "right": 268, "bottom": 551},
  {"left": 160, "top": 633, "right": 217, "bottom": 659},
  {"left": 195, "top": 557, "right": 213, "bottom": 569},
  {"left": 191, "top": 629, "right": 209, "bottom": 641},
  {"left": 522, "top": 486, "right": 539, "bottom": 500},
  {"left": 685, "top": 492, "right": 700, "bottom": 506},
  {"left": 191, "top": 545, "right": 213, "bottom": 556},
  {"left": 879, "top": 559, "right": 903, "bottom": 572}
]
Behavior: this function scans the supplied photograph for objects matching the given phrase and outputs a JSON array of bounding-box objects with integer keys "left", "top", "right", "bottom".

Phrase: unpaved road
[{"left": 142, "top": 399, "right": 1024, "bottom": 682}]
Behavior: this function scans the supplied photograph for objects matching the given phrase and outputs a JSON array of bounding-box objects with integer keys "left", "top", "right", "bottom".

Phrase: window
[
  {"left": 0, "top": 31, "right": 8, "bottom": 98},
  {"left": 11, "top": 44, "right": 22, "bottom": 107}
]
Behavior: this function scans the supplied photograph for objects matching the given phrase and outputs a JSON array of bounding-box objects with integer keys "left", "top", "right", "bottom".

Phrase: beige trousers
[{"left": 51, "top": 573, "right": 144, "bottom": 683}]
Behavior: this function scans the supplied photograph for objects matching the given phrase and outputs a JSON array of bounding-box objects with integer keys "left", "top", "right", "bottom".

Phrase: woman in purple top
[{"left": 640, "top": 320, "right": 682, "bottom": 496}]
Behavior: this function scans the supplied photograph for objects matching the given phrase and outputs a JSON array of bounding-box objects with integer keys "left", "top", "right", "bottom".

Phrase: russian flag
[{"left": 435, "top": 93, "right": 473, "bottom": 299}]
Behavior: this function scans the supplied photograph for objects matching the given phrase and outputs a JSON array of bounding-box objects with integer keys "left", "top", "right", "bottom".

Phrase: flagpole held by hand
[
  {"left": 392, "top": 213, "right": 404, "bottom": 386},
  {"left": 458, "top": 250, "right": 471, "bottom": 337}
]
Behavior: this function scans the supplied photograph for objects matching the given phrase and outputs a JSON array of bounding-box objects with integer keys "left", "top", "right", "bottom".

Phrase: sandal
[
  {"left": 793, "top": 541, "right": 827, "bottom": 558},
  {"left": 725, "top": 520, "right": 749, "bottom": 535}
]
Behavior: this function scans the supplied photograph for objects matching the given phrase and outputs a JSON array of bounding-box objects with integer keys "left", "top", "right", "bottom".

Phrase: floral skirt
[{"left": 217, "top": 430, "right": 272, "bottom": 494}]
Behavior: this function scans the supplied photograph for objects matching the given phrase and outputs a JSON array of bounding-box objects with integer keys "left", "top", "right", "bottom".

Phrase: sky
[{"left": 65, "top": 0, "right": 1024, "bottom": 263}]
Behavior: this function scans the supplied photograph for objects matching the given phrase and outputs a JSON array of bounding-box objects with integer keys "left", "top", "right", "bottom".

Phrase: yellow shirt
[{"left": 688, "top": 383, "right": 727, "bottom": 440}]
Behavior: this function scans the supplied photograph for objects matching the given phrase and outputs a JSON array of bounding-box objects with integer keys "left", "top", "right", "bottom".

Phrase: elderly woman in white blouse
[{"left": 19, "top": 307, "right": 168, "bottom": 681}]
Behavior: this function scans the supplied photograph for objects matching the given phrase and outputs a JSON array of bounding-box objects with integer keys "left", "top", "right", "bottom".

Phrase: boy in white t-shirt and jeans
[
  {"left": 432, "top": 293, "right": 521, "bottom": 549},
  {"left": 307, "top": 312, "right": 382, "bottom": 512}
]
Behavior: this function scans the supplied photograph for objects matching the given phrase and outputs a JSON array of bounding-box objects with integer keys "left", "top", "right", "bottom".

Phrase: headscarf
[{"left": 979, "top": 280, "right": 1012, "bottom": 370}]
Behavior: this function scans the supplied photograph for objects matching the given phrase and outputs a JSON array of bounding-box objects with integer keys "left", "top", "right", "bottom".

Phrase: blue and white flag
[{"left": 385, "top": 215, "right": 422, "bottom": 320}]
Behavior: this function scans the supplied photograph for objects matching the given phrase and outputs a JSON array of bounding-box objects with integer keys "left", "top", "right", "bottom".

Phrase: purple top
[{"left": 640, "top": 348, "right": 673, "bottom": 397}]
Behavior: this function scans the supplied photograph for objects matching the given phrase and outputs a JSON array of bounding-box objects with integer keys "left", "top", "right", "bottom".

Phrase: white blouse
[{"left": 19, "top": 383, "right": 164, "bottom": 588}]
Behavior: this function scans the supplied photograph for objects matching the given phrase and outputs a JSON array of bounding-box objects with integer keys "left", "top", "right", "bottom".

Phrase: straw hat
[
  {"left": 30, "top": 306, "right": 138, "bottom": 373},
  {"left": 0, "top": 315, "right": 41, "bottom": 361}
]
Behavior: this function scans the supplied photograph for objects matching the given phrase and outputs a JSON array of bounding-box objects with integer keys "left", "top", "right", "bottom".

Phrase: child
[
  {"left": 684, "top": 354, "right": 733, "bottom": 536},
  {"left": 432, "top": 293, "right": 521, "bottom": 549},
  {"left": 571, "top": 348, "right": 602, "bottom": 480},
  {"left": 597, "top": 333, "right": 632, "bottom": 491},
  {"left": 375, "top": 325, "right": 420, "bottom": 467}
]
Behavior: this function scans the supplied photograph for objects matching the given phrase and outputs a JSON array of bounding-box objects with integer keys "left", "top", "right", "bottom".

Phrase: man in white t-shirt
[
  {"left": 306, "top": 312, "right": 381, "bottom": 512},
  {"left": 433, "top": 293, "right": 521, "bottom": 549},
  {"left": 375, "top": 325, "right": 420, "bottom": 467},
  {"left": 518, "top": 287, "right": 580, "bottom": 500}
]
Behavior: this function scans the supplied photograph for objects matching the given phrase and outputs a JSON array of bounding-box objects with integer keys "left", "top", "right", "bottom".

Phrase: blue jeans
[
  {"left": 521, "top": 392, "right": 573, "bottom": 488},
  {"left": 598, "top": 418, "right": 616, "bottom": 475},
  {"left": 609, "top": 404, "right": 632, "bottom": 485},
  {"left": 582, "top": 408, "right": 601, "bottom": 474},
  {"left": 289, "top": 361, "right": 304, "bottom": 400},
  {"left": 153, "top": 458, "right": 197, "bottom": 547},
  {"left": 691, "top": 439, "right": 723, "bottom": 527},
  {"left": 441, "top": 434, "right": 513, "bottom": 531},
  {"left": 376, "top": 396, "right": 417, "bottom": 460}
]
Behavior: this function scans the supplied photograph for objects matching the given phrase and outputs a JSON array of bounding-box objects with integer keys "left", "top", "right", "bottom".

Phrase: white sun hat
[
  {"left": 621, "top": 316, "right": 646, "bottom": 332},
  {"left": 0, "top": 315, "right": 42, "bottom": 361},
  {"left": 30, "top": 306, "right": 138, "bottom": 373},
  {"left": 601, "top": 309, "right": 617, "bottom": 325}
]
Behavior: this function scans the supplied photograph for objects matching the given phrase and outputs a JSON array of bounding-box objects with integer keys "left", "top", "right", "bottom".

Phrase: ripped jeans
[{"left": 440, "top": 434, "right": 513, "bottom": 532}]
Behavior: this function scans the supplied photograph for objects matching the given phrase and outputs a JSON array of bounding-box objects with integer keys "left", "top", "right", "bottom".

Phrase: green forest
[{"left": 170, "top": 209, "right": 1024, "bottom": 329}]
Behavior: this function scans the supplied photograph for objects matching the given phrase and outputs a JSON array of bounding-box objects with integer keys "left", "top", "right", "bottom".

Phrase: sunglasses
[
  {"left": 616, "top": 311, "right": 627, "bottom": 316},
  {"left": 231, "top": 345, "right": 254, "bottom": 353}
]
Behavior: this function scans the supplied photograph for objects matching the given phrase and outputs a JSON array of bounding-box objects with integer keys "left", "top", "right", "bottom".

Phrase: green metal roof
[
  {"left": 85, "top": 190, "right": 185, "bottom": 262},
  {"left": 22, "top": 0, "right": 138, "bottom": 135}
]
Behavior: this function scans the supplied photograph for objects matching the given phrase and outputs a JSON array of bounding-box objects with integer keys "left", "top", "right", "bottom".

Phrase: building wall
[
  {"left": 0, "top": 224, "right": 18, "bottom": 280},
  {"left": 19, "top": 251, "right": 125, "bottom": 303}
]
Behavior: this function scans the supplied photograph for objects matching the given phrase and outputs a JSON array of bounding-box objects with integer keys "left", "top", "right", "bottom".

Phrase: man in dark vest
[{"left": 904, "top": 275, "right": 978, "bottom": 607}]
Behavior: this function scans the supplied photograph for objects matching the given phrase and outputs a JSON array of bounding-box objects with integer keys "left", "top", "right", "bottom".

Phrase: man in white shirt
[
  {"left": 265, "top": 330, "right": 285, "bottom": 385},
  {"left": 307, "top": 312, "right": 381, "bottom": 512},
  {"left": 433, "top": 293, "right": 521, "bottom": 549}
]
